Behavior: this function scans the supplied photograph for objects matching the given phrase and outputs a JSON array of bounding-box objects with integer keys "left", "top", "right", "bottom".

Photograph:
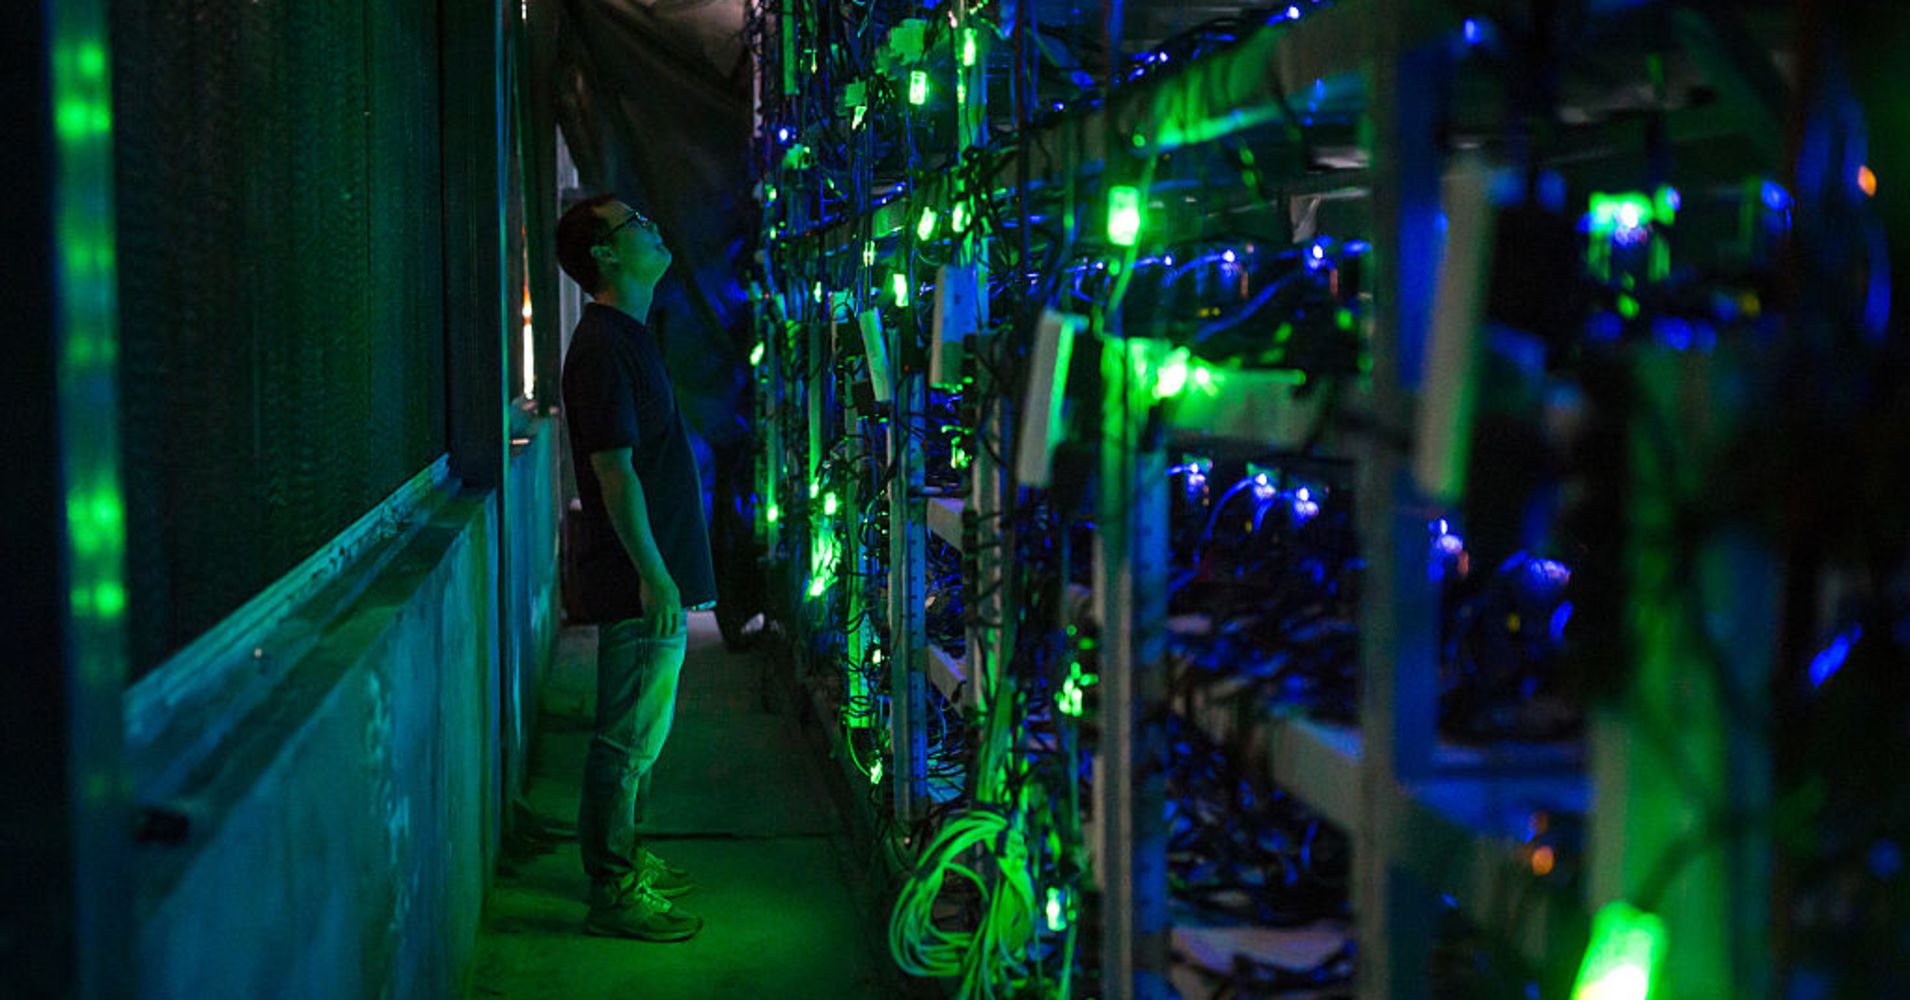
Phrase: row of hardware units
[{"left": 742, "top": 0, "right": 1903, "bottom": 996}]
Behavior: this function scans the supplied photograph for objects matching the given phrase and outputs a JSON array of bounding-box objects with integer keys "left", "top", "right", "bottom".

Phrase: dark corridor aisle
[{"left": 473, "top": 615, "right": 897, "bottom": 999}]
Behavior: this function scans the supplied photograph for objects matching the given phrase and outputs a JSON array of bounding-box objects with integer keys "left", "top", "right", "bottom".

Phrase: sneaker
[
  {"left": 637, "top": 848, "right": 697, "bottom": 898},
  {"left": 584, "top": 880, "right": 703, "bottom": 942}
]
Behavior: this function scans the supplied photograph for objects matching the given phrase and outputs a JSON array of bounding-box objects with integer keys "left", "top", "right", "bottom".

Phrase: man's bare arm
[{"left": 589, "top": 448, "right": 681, "bottom": 632}]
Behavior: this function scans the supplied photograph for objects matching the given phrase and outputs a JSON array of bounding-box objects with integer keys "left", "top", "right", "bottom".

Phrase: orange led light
[
  {"left": 1858, "top": 165, "right": 1878, "bottom": 198},
  {"left": 1532, "top": 845, "right": 1557, "bottom": 877}
]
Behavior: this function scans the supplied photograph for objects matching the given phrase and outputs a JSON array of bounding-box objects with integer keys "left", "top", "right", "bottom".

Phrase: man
[{"left": 555, "top": 194, "right": 717, "bottom": 942}]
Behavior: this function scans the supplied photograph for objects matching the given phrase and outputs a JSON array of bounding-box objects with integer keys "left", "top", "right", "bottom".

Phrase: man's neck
[{"left": 591, "top": 278, "right": 655, "bottom": 326}]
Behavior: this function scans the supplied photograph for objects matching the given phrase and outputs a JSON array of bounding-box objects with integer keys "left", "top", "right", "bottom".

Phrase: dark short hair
[{"left": 556, "top": 193, "right": 620, "bottom": 295}]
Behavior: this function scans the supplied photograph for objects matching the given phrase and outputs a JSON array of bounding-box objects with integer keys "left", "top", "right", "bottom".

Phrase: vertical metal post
[
  {"left": 761, "top": 311, "right": 784, "bottom": 558},
  {"left": 517, "top": 0, "right": 564, "bottom": 412},
  {"left": 3, "top": 3, "right": 133, "bottom": 994},
  {"left": 1094, "top": 338, "right": 1171, "bottom": 1000},
  {"left": 845, "top": 390, "right": 876, "bottom": 727},
  {"left": 442, "top": 0, "right": 512, "bottom": 494},
  {"left": 968, "top": 357, "right": 1009, "bottom": 714},
  {"left": 889, "top": 373, "right": 930, "bottom": 824},
  {"left": 440, "top": 0, "right": 512, "bottom": 876},
  {"left": 1356, "top": 13, "right": 1445, "bottom": 997}
]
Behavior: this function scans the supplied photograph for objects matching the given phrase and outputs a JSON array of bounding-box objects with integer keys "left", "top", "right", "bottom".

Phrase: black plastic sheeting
[
  {"left": 546, "top": 0, "right": 763, "bottom": 637},
  {"left": 112, "top": 0, "right": 447, "bottom": 678},
  {"left": 548, "top": 0, "right": 754, "bottom": 449}
]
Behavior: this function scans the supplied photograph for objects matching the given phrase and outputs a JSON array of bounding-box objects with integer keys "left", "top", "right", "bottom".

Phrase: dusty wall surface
[{"left": 134, "top": 487, "right": 518, "bottom": 998}]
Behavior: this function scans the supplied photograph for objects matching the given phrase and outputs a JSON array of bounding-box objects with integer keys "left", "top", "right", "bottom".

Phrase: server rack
[{"left": 749, "top": 1, "right": 1811, "bottom": 995}]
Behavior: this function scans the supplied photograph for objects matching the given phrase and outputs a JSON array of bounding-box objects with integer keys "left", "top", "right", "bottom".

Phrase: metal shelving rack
[{"left": 752, "top": 0, "right": 1781, "bottom": 995}]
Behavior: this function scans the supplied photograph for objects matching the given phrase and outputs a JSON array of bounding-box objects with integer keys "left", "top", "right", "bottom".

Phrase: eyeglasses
[{"left": 604, "top": 208, "right": 656, "bottom": 242}]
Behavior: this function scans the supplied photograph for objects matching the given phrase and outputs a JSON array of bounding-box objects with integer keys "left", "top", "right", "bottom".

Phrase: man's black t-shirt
[{"left": 561, "top": 302, "right": 717, "bottom": 622}]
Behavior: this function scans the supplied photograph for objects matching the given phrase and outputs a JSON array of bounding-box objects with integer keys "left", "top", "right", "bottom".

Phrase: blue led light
[
  {"left": 1762, "top": 180, "right": 1791, "bottom": 212},
  {"left": 1286, "top": 5, "right": 1301, "bottom": 19},
  {"left": 1463, "top": 18, "right": 1482, "bottom": 44},
  {"left": 1528, "top": 558, "right": 1571, "bottom": 589},
  {"left": 1430, "top": 519, "right": 1465, "bottom": 560},
  {"left": 1549, "top": 601, "right": 1574, "bottom": 643},
  {"left": 1221, "top": 249, "right": 1236, "bottom": 264},
  {"left": 1809, "top": 626, "right": 1861, "bottom": 688},
  {"left": 777, "top": 126, "right": 791, "bottom": 142},
  {"left": 1656, "top": 317, "right": 1694, "bottom": 351}
]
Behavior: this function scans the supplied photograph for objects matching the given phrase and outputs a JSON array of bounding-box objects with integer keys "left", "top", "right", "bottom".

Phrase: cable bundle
[{"left": 889, "top": 807, "right": 1039, "bottom": 1000}]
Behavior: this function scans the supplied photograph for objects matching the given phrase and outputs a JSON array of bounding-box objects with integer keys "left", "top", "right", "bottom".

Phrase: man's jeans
[{"left": 579, "top": 612, "right": 689, "bottom": 888}]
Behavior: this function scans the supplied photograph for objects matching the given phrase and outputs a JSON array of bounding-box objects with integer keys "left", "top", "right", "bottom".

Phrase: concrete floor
[{"left": 472, "top": 614, "right": 899, "bottom": 999}]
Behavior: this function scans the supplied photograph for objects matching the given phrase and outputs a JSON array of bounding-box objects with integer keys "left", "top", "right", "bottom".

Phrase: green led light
[
  {"left": 809, "top": 480, "right": 820, "bottom": 499},
  {"left": 1588, "top": 192, "right": 1656, "bottom": 237},
  {"left": 766, "top": 503, "right": 781, "bottom": 524},
  {"left": 909, "top": 70, "right": 929, "bottom": 105},
  {"left": 807, "top": 529, "right": 840, "bottom": 600},
  {"left": 916, "top": 206, "right": 938, "bottom": 241},
  {"left": 823, "top": 492, "right": 839, "bottom": 516},
  {"left": 812, "top": 281, "right": 824, "bottom": 304},
  {"left": 951, "top": 444, "right": 971, "bottom": 470},
  {"left": 1057, "top": 661, "right": 1099, "bottom": 717},
  {"left": 862, "top": 240, "right": 876, "bottom": 267},
  {"left": 1572, "top": 901, "right": 1663, "bottom": 1000},
  {"left": 1154, "top": 346, "right": 1191, "bottom": 399},
  {"left": 1107, "top": 185, "right": 1142, "bottom": 246},
  {"left": 1653, "top": 185, "right": 1679, "bottom": 226},
  {"left": 951, "top": 201, "right": 970, "bottom": 233},
  {"left": 870, "top": 758, "right": 884, "bottom": 784},
  {"left": 892, "top": 271, "right": 910, "bottom": 306},
  {"left": 1045, "top": 888, "right": 1068, "bottom": 931},
  {"left": 1057, "top": 681, "right": 1083, "bottom": 716},
  {"left": 750, "top": 342, "right": 765, "bottom": 366},
  {"left": 95, "top": 581, "right": 127, "bottom": 617},
  {"left": 961, "top": 28, "right": 978, "bottom": 67},
  {"left": 1190, "top": 364, "right": 1218, "bottom": 396},
  {"left": 1618, "top": 295, "right": 1640, "bottom": 319},
  {"left": 1336, "top": 308, "right": 1354, "bottom": 330}
]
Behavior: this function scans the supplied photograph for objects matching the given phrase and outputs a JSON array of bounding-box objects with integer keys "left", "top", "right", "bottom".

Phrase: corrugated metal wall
[{"left": 112, "top": 0, "right": 448, "bottom": 678}]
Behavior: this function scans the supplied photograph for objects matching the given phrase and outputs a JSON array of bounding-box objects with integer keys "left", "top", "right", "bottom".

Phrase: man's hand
[{"left": 638, "top": 572, "right": 682, "bottom": 637}]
